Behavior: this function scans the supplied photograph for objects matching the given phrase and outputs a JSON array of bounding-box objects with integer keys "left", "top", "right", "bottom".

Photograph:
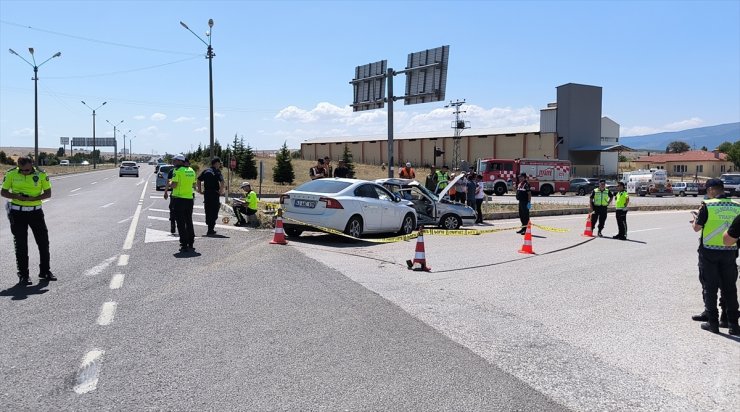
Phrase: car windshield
[
  {"left": 122, "top": 162, "right": 136, "bottom": 167},
  {"left": 294, "top": 179, "right": 353, "bottom": 194},
  {"left": 159, "top": 166, "right": 174, "bottom": 174},
  {"left": 721, "top": 175, "right": 740, "bottom": 183}
]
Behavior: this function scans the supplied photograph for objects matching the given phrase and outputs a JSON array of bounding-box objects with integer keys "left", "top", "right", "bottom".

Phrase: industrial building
[{"left": 301, "top": 83, "right": 623, "bottom": 178}]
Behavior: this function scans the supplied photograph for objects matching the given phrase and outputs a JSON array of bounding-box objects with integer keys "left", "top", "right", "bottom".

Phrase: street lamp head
[
  {"left": 102, "top": 101, "right": 107, "bottom": 106},
  {"left": 180, "top": 21, "right": 189, "bottom": 29},
  {"left": 28, "top": 47, "right": 34, "bottom": 55},
  {"left": 208, "top": 19, "right": 214, "bottom": 28},
  {"left": 53, "top": 52, "right": 61, "bottom": 58},
  {"left": 81, "top": 100, "right": 86, "bottom": 105}
]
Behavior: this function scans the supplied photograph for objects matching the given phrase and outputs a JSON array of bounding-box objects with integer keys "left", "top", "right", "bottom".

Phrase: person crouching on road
[
  {"left": 197, "top": 157, "right": 225, "bottom": 236},
  {"left": 613, "top": 182, "right": 629, "bottom": 240},
  {"left": 589, "top": 179, "right": 613, "bottom": 237},
  {"left": 516, "top": 172, "right": 531, "bottom": 234},
  {"left": 1, "top": 156, "right": 56, "bottom": 285},
  {"left": 233, "top": 182, "right": 259, "bottom": 228},
  {"left": 690, "top": 178, "right": 740, "bottom": 335},
  {"left": 169, "top": 155, "right": 197, "bottom": 253}
]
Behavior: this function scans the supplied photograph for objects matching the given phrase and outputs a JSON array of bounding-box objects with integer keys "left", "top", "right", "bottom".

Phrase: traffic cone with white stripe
[
  {"left": 270, "top": 208, "right": 288, "bottom": 245},
  {"left": 406, "top": 226, "right": 431, "bottom": 272},
  {"left": 582, "top": 213, "right": 594, "bottom": 237},
  {"left": 518, "top": 221, "right": 535, "bottom": 254}
]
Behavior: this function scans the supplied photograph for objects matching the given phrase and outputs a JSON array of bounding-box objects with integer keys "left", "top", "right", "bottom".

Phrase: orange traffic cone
[
  {"left": 518, "top": 221, "right": 535, "bottom": 254},
  {"left": 406, "top": 227, "right": 431, "bottom": 272},
  {"left": 270, "top": 209, "right": 288, "bottom": 245},
  {"left": 582, "top": 213, "right": 594, "bottom": 237}
]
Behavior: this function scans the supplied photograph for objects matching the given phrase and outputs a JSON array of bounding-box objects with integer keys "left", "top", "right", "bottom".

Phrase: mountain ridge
[{"left": 620, "top": 122, "right": 739, "bottom": 150}]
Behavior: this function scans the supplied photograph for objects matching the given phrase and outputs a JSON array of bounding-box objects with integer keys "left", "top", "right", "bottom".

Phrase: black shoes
[
  {"left": 17, "top": 274, "right": 31, "bottom": 285},
  {"left": 691, "top": 312, "right": 708, "bottom": 322},
  {"left": 612, "top": 235, "right": 627, "bottom": 240},
  {"left": 516, "top": 228, "right": 526, "bottom": 234},
  {"left": 729, "top": 325, "right": 740, "bottom": 336},
  {"left": 206, "top": 230, "right": 217, "bottom": 236},
  {"left": 39, "top": 272, "right": 57, "bottom": 281},
  {"left": 700, "top": 322, "right": 720, "bottom": 334},
  {"left": 598, "top": 231, "right": 603, "bottom": 237}
]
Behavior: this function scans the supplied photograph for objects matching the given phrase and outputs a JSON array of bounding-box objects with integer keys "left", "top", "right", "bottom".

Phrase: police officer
[
  {"left": 589, "top": 179, "right": 613, "bottom": 237},
  {"left": 516, "top": 172, "right": 531, "bottom": 234},
  {"left": 612, "top": 182, "right": 629, "bottom": 240},
  {"left": 1, "top": 156, "right": 56, "bottom": 284},
  {"left": 197, "top": 157, "right": 225, "bottom": 236},
  {"left": 690, "top": 178, "right": 739, "bottom": 335},
  {"left": 435, "top": 165, "right": 450, "bottom": 194},
  {"left": 232, "top": 182, "right": 259, "bottom": 228},
  {"left": 169, "top": 155, "right": 197, "bottom": 252}
]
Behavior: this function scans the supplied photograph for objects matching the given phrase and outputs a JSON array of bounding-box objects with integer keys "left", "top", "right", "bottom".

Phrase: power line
[
  {"left": 43, "top": 56, "right": 201, "bottom": 79},
  {"left": 0, "top": 19, "right": 200, "bottom": 56}
]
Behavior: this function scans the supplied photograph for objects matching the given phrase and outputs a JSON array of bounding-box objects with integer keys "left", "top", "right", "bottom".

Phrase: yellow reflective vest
[
  {"left": 702, "top": 198, "right": 740, "bottom": 250},
  {"left": 1, "top": 167, "right": 51, "bottom": 207},
  {"left": 171, "top": 166, "right": 196, "bottom": 199}
]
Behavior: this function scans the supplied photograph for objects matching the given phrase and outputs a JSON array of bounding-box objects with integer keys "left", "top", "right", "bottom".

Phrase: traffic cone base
[
  {"left": 518, "top": 221, "right": 535, "bottom": 254},
  {"left": 270, "top": 215, "right": 288, "bottom": 245},
  {"left": 582, "top": 214, "right": 594, "bottom": 237},
  {"left": 407, "top": 228, "right": 431, "bottom": 272}
]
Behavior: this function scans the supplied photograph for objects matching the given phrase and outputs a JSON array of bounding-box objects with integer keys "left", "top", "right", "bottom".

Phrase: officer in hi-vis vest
[
  {"left": 169, "top": 154, "right": 197, "bottom": 253},
  {"left": 1, "top": 156, "right": 56, "bottom": 285},
  {"left": 589, "top": 179, "right": 613, "bottom": 237},
  {"left": 612, "top": 182, "right": 629, "bottom": 240},
  {"left": 690, "top": 178, "right": 739, "bottom": 335}
]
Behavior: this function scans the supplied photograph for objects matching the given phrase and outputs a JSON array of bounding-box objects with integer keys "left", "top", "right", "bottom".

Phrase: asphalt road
[{"left": 1, "top": 165, "right": 565, "bottom": 410}]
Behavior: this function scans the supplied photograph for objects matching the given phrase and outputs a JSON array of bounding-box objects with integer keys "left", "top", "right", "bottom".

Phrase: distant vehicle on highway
[
  {"left": 155, "top": 163, "right": 167, "bottom": 173},
  {"left": 671, "top": 182, "right": 700, "bottom": 197},
  {"left": 155, "top": 165, "right": 174, "bottom": 190},
  {"left": 81, "top": 160, "right": 90, "bottom": 165},
  {"left": 569, "top": 178, "right": 599, "bottom": 196},
  {"left": 59, "top": 160, "right": 70, "bottom": 166},
  {"left": 375, "top": 177, "right": 476, "bottom": 229},
  {"left": 280, "top": 178, "right": 417, "bottom": 239},
  {"left": 119, "top": 161, "right": 139, "bottom": 177},
  {"left": 720, "top": 173, "right": 740, "bottom": 196}
]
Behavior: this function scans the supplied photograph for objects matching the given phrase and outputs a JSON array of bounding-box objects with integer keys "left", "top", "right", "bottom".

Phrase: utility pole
[{"left": 446, "top": 99, "right": 469, "bottom": 170}]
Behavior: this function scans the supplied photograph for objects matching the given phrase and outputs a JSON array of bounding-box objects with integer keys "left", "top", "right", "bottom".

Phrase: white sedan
[{"left": 279, "top": 178, "right": 417, "bottom": 238}]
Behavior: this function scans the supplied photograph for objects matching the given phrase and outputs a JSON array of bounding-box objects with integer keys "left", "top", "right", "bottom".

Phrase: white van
[{"left": 59, "top": 160, "right": 70, "bottom": 166}]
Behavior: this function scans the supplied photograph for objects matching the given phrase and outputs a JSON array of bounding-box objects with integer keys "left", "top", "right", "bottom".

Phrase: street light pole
[
  {"left": 8, "top": 48, "right": 61, "bottom": 166},
  {"left": 181, "top": 19, "right": 215, "bottom": 159},
  {"left": 121, "top": 129, "right": 131, "bottom": 160},
  {"left": 130, "top": 135, "right": 136, "bottom": 162},
  {"left": 81, "top": 101, "right": 106, "bottom": 169},
  {"left": 106, "top": 119, "right": 124, "bottom": 165}
]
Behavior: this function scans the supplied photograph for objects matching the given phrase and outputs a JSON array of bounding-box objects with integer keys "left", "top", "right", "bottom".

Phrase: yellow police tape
[
  {"left": 282, "top": 216, "right": 419, "bottom": 243},
  {"left": 532, "top": 223, "right": 570, "bottom": 233}
]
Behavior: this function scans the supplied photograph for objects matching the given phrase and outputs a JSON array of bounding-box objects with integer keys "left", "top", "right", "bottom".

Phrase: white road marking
[
  {"left": 84, "top": 256, "right": 118, "bottom": 277},
  {"left": 117, "top": 254, "right": 129, "bottom": 266},
  {"left": 117, "top": 217, "right": 132, "bottom": 224},
  {"left": 68, "top": 193, "right": 81, "bottom": 197},
  {"left": 144, "top": 228, "right": 181, "bottom": 243},
  {"left": 630, "top": 227, "right": 661, "bottom": 233},
  {"left": 147, "top": 215, "right": 249, "bottom": 231},
  {"left": 91, "top": 182, "right": 98, "bottom": 185},
  {"left": 71, "top": 187, "right": 82, "bottom": 192},
  {"left": 97, "top": 302, "right": 117, "bottom": 326},
  {"left": 110, "top": 274, "right": 125, "bottom": 289},
  {"left": 101, "top": 202, "right": 115, "bottom": 208},
  {"left": 149, "top": 207, "right": 205, "bottom": 216},
  {"left": 150, "top": 195, "right": 164, "bottom": 199},
  {"left": 73, "top": 350, "right": 105, "bottom": 394},
  {"left": 123, "top": 181, "right": 149, "bottom": 250},
  {"left": 42, "top": 199, "right": 50, "bottom": 203},
  {"left": 136, "top": 179, "right": 145, "bottom": 186}
]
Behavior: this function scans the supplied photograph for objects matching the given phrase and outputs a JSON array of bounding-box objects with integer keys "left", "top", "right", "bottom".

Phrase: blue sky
[{"left": 1, "top": 0, "right": 738, "bottom": 156}]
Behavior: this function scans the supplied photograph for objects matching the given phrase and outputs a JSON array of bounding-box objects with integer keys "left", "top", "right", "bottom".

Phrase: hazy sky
[{"left": 1, "top": 0, "right": 738, "bottom": 155}]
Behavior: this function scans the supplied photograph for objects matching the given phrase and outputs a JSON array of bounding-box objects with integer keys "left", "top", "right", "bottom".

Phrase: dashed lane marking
[
  {"left": 117, "top": 217, "right": 132, "bottom": 224},
  {"left": 96, "top": 302, "right": 117, "bottom": 326},
  {"left": 101, "top": 202, "right": 115, "bottom": 208},
  {"left": 73, "top": 350, "right": 104, "bottom": 394},
  {"left": 123, "top": 180, "right": 149, "bottom": 250},
  {"left": 91, "top": 182, "right": 98, "bottom": 185},
  {"left": 110, "top": 274, "right": 124, "bottom": 289},
  {"left": 630, "top": 227, "right": 661, "bottom": 233},
  {"left": 117, "top": 254, "right": 129, "bottom": 266},
  {"left": 84, "top": 256, "right": 118, "bottom": 277},
  {"left": 71, "top": 187, "right": 82, "bottom": 192}
]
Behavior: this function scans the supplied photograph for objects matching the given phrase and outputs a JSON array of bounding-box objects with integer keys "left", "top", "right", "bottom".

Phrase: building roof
[
  {"left": 634, "top": 150, "right": 728, "bottom": 163},
  {"left": 303, "top": 127, "right": 542, "bottom": 144}
]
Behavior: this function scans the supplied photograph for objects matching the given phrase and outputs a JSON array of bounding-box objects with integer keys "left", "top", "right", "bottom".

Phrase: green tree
[
  {"left": 0, "top": 150, "right": 13, "bottom": 165},
  {"left": 341, "top": 144, "right": 356, "bottom": 178},
  {"left": 272, "top": 141, "right": 295, "bottom": 184},
  {"left": 618, "top": 154, "right": 628, "bottom": 162},
  {"left": 666, "top": 141, "right": 691, "bottom": 153},
  {"left": 238, "top": 139, "right": 258, "bottom": 179},
  {"left": 57, "top": 147, "right": 65, "bottom": 157},
  {"left": 700, "top": 146, "right": 708, "bottom": 151},
  {"left": 726, "top": 141, "right": 740, "bottom": 169},
  {"left": 717, "top": 141, "right": 733, "bottom": 153}
]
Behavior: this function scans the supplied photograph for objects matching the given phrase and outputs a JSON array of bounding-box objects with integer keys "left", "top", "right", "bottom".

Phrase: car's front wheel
[
  {"left": 285, "top": 227, "right": 303, "bottom": 238},
  {"left": 344, "top": 216, "right": 363, "bottom": 238},
  {"left": 577, "top": 187, "right": 586, "bottom": 196},
  {"left": 399, "top": 213, "right": 416, "bottom": 235},
  {"left": 440, "top": 214, "right": 462, "bottom": 230}
]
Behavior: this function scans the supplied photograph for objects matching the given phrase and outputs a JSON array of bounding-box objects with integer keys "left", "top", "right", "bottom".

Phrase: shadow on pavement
[
  {"left": 173, "top": 250, "right": 203, "bottom": 258},
  {"left": 285, "top": 233, "right": 397, "bottom": 248},
  {"left": 0, "top": 280, "right": 50, "bottom": 300}
]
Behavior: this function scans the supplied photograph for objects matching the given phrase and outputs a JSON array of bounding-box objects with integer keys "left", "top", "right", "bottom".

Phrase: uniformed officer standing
[
  {"left": 516, "top": 172, "right": 531, "bottom": 234},
  {"left": 612, "top": 182, "right": 630, "bottom": 240},
  {"left": 1, "top": 156, "right": 56, "bottom": 284},
  {"left": 435, "top": 165, "right": 450, "bottom": 194},
  {"left": 589, "top": 179, "right": 613, "bottom": 237},
  {"left": 169, "top": 155, "right": 197, "bottom": 252},
  {"left": 197, "top": 157, "right": 225, "bottom": 236},
  {"left": 691, "top": 178, "right": 740, "bottom": 335}
]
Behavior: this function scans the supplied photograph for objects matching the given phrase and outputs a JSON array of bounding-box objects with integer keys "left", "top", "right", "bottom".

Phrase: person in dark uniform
[
  {"left": 169, "top": 155, "right": 197, "bottom": 252},
  {"left": 333, "top": 160, "right": 349, "bottom": 178},
  {"left": 589, "top": 179, "right": 613, "bottom": 237},
  {"left": 1, "top": 156, "right": 56, "bottom": 284},
  {"left": 163, "top": 165, "right": 177, "bottom": 234},
  {"left": 690, "top": 178, "right": 740, "bottom": 335},
  {"left": 516, "top": 172, "right": 531, "bottom": 234},
  {"left": 197, "top": 157, "right": 225, "bottom": 236}
]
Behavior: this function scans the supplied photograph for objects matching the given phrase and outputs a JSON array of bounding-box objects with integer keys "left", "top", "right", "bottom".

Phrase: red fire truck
[{"left": 477, "top": 158, "right": 572, "bottom": 196}]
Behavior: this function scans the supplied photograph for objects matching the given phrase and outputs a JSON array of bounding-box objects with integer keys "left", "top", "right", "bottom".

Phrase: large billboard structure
[
  {"left": 62, "top": 137, "right": 118, "bottom": 161},
  {"left": 351, "top": 46, "right": 449, "bottom": 178}
]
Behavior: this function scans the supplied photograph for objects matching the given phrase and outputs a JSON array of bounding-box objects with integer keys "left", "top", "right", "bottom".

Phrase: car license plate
[{"left": 294, "top": 199, "right": 316, "bottom": 208}]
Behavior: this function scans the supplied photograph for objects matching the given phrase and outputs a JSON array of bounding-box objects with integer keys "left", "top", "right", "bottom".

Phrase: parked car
[
  {"left": 119, "top": 161, "right": 139, "bottom": 177},
  {"left": 672, "top": 182, "right": 700, "bottom": 197},
  {"left": 604, "top": 180, "right": 619, "bottom": 193},
  {"left": 375, "top": 177, "right": 477, "bottom": 229},
  {"left": 59, "top": 160, "right": 70, "bottom": 166},
  {"left": 81, "top": 160, "right": 90, "bottom": 165},
  {"left": 280, "top": 178, "right": 417, "bottom": 239},
  {"left": 155, "top": 163, "right": 167, "bottom": 173},
  {"left": 720, "top": 173, "right": 740, "bottom": 196},
  {"left": 155, "top": 165, "right": 174, "bottom": 190},
  {"left": 569, "top": 178, "right": 599, "bottom": 196}
]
